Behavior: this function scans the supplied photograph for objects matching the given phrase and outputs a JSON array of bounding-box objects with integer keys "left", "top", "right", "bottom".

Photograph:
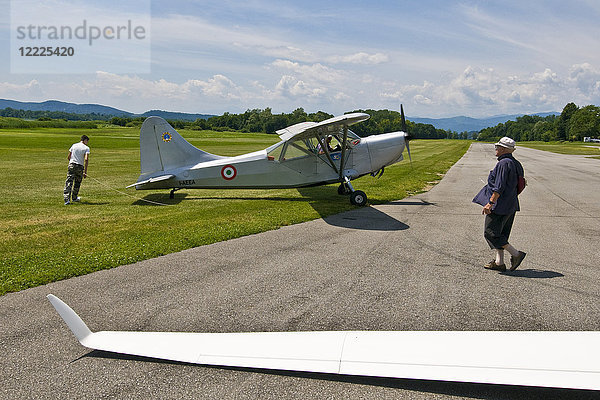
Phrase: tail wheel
[{"left": 350, "top": 190, "right": 367, "bottom": 206}]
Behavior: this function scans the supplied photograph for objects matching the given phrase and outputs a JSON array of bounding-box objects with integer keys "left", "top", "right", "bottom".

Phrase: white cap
[{"left": 495, "top": 136, "right": 516, "bottom": 149}]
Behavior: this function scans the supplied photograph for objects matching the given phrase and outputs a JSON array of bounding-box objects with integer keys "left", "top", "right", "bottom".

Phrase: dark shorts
[{"left": 484, "top": 212, "right": 516, "bottom": 249}]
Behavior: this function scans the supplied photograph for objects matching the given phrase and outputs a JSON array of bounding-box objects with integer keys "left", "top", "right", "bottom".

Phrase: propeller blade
[
  {"left": 400, "top": 104, "right": 412, "bottom": 141},
  {"left": 400, "top": 104, "right": 407, "bottom": 133},
  {"left": 400, "top": 104, "right": 412, "bottom": 166}
]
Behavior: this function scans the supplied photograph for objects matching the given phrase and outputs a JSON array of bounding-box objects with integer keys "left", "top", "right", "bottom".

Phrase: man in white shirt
[{"left": 64, "top": 135, "right": 90, "bottom": 205}]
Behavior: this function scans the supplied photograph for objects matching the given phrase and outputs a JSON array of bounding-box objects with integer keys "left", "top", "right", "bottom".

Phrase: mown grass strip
[
  {"left": 0, "top": 127, "right": 470, "bottom": 295},
  {"left": 518, "top": 141, "right": 600, "bottom": 157}
]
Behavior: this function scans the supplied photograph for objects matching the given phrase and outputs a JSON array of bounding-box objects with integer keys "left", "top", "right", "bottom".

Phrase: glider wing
[{"left": 47, "top": 294, "right": 600, "bottom": 390}]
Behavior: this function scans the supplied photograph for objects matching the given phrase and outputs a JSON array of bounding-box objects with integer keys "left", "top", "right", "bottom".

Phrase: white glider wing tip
[
  {"left": 47, "top": 294, "right": 92, "bottom": 343},
  {"left": 126, "top": 174, "right": 175, "bottom": 188},
  {"left": 45, "top": 296, "right": 600, "bottom": 391}
]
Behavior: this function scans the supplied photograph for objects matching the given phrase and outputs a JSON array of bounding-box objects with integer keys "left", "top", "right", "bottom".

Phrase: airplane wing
[
  {"left": 126, "top": 174, "right": 175, "bottom": 189},
  {"left": 48, "top": 294, "right": 600, "bottom": 390},
  {"left": 276, "top": 113, "right": 370, "bottom": 142}
]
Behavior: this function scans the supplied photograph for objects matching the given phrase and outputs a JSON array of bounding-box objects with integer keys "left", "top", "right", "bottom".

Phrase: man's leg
[
  {"left": 71, "top": 166, "right": 84, "bottom": 201},
  {"left": 483, "top": 213, "right": 511, "bottom": 271},
  {"left": 64, "top": 165, "right": 75, "bottom": 203}
]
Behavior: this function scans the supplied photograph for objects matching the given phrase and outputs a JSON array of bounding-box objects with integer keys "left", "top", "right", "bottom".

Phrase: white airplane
[
  {"left": 48, "top": 294, "right": 600, "bottom": 390},
  {"left": 126, "top": 107, "right": 412, "bottom": 206}
]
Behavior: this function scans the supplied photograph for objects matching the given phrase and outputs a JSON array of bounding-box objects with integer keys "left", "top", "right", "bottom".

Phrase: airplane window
[
  {"left": 282, "top": 140, "right": 312, "bottom": 161},
  {"left": 334, "top": 129, "right": 359, "bottom": 140},
  {"left": 305, "top": 137, "right": 319, "bottom": 152},
  {"left": 347, "top": 129, "right": 359, "bottom": 139},
  {"left": 267, "top": 142, "right": 284, "bottom": 161}
]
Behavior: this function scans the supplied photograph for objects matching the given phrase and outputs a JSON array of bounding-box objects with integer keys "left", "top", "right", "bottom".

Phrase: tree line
[
  {"left": 3, "top": 102, "right": 598, "bottom": 141},
  {"left": 0, "top": 107, "right": 111, "bottom": 122},
  {"left": 0, "top": 105, "right": 459, "bottom": 138},
  {"left": 476, "top": 103, "right": 600, "bottom": 142},
  {"left": 168, "top": 108, "right": 455, "bottom": 139},
  {"left": 107, "top": 107, "right": 456, "bottom": 139},
  {"left": 0, "top": 116, "right": 97, "bottom": 129}
]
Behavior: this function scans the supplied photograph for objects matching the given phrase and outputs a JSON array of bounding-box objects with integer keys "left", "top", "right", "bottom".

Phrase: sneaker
[
  {"left": 510, "top": 251, "right": 527, "bottom": 271},
  {"left": 72, "top": 197, "right": 81, "bottom": 202},
  {"left": 484, "top": 260, "right": 506, "bottom": 272},
  {"left": 64, "top": 200, "right": 70, "bottom": 205}
]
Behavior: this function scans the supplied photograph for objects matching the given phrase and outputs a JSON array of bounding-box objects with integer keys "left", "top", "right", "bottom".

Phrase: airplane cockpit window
[
  {"left": 266, "top": 139, "right": 314, "bottom": 162},
  {"left": 317, "top": 135, "right": 341, "bottom": 154},
  {"left": 335, "top": 129, "right": 360, "bottom": 142},
  {"left": 267, "top": 141, "right": 284, "bottom": 161},
  {"left": 281, "top": 139, "right": 312, "bottom": 161},
  {"left": 347, "top": 129, "right": 360, "bottom": 140},
  {"left": 266, "top": 129, "right": 359, "bottom": 163}
]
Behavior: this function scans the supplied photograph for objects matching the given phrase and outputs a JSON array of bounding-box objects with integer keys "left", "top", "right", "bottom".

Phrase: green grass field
[
  {"left": 0, "top": 127, "right": 470, "bottom": 295},
  {"left": 519, "top": 141, "right": 600, "bottom": 159}
]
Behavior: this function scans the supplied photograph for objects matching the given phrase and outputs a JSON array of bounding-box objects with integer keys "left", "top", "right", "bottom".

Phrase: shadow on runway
[
  {"left": 388, "top": 199, "right": 437, "bottom": 207},
  {"left": 501, "top": 269, "right": 564, "bottom": 279},
  {"left": 83, "top": 350, "right": 596, "bottom": 400},
  {"left": 323, "top": 207, "right": 409, "bottom": 231}
]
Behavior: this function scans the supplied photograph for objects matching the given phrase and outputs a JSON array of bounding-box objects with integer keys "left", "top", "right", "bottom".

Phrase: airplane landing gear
[
  {"left": 169, "top": 188, "right": 180, "bottom": 199},
  {"left": 341, "top": 177, "right": 368, "bottom": 206},
  {"left": 338, "top": 183, "right": 351, "bottom": 195},
  {"left": 350, "top": 190, "right": 367, "bottom": 206}
]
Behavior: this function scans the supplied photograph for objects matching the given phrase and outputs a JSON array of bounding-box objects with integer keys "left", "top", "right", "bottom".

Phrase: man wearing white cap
[{"left": 473, "top": 137, "right": 527, "bottom": 272}]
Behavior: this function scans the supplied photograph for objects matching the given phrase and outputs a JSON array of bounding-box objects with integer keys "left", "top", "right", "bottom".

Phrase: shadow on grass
[
  {"left": 133, "top": 193, "right": 189, "bottom": 206},
  {"left": 82, "top": 350, "right": 596, "bottom": 400},
  {"left": 131, "top": 186, "right": 409, "bottom": 232},
  {"left": 74, "top": 200, "right": 111, "bottom": 206}
]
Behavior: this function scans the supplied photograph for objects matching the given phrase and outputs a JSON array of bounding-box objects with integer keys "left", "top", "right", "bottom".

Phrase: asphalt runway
[{"left": 1, "top": 143, "right": 599, "bottom": 399}]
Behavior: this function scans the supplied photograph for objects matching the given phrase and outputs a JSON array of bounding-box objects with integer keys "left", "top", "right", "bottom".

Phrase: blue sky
[{"left": 1, "top": 0, "right": 600, "bottom": 117}]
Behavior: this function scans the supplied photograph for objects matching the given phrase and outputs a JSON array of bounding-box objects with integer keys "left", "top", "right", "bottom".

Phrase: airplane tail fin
[{"left": 139, "top": 117, "right": 224, "bottom": 178}]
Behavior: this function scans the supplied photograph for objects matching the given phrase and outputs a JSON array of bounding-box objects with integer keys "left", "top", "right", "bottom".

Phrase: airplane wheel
[
  {"left": 338, "top": 183, "right": 350, "bottom": 195},
  {"left": 169, "top": 190, "right": 175, "bottom": 199},
  {"left": 350, "top": 190, "right": 367, "bottom": 206}
]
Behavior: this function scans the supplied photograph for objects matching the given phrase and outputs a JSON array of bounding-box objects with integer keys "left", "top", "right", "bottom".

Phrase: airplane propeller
[{"left": 401, "top": 104, "right": 413, "bottom": 165}]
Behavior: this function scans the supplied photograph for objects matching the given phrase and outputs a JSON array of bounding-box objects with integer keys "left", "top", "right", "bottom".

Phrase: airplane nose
[{"left": 364, "top": 131, "right": 406, "bottom": 169}]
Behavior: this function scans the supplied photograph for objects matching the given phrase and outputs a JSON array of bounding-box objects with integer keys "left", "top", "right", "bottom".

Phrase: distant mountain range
[
  {"left": 0, "top": 99, "right": 214, "bottom": 121},
  {"left": 1, "top": 99, "right": 559, "bottom": 130},
  {"left": 410, "top": 112, "right": 559, "bottom": 132}
]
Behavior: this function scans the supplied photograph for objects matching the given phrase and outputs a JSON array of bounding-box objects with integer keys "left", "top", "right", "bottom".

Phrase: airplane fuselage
[
  {"left": 138, "top": 132, "right": 406, "bottom": 190},
  {"left": 129, "top": 113, "right": 411, "bottom": 205}
]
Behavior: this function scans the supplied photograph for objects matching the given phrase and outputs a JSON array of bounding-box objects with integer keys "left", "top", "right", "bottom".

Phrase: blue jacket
[{"left": 473, "top": 153, "right": 523, "bottom": 215}]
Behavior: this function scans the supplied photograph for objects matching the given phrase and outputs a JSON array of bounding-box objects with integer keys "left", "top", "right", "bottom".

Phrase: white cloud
[
  {"left": 0, "top": 80, "right": 43, "bottom": 99},
  {"left": 328, "top": 52, "right": 389, "bottom": 65},
  {"left": 568, "top": 63, "right": 600, "bottom": 97},
  {"left": 2, "top": 63, "right": 600, "bottom": 117},
  {"left": 274, "top": 75, "right": 326, "bottom": 98},
  {"left": 380, "top": 65, "right": 600, "bottom": 117},
  {"left": 152, "top": 14, "right": 318, "bottom": 63},
  {"left": 270, "top": 59, "right": 344, "bottom": 84}
]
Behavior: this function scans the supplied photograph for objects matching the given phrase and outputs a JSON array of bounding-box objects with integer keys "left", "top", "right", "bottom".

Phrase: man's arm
[
  {"left": 482, "top": 191, "right": 500, "bottom": 215},
  {"left": 67, "top": 151, "right": 72, "bottom": 162},
  {"left": 83, "top": 153, "right": 89, "bottom": 178}
]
